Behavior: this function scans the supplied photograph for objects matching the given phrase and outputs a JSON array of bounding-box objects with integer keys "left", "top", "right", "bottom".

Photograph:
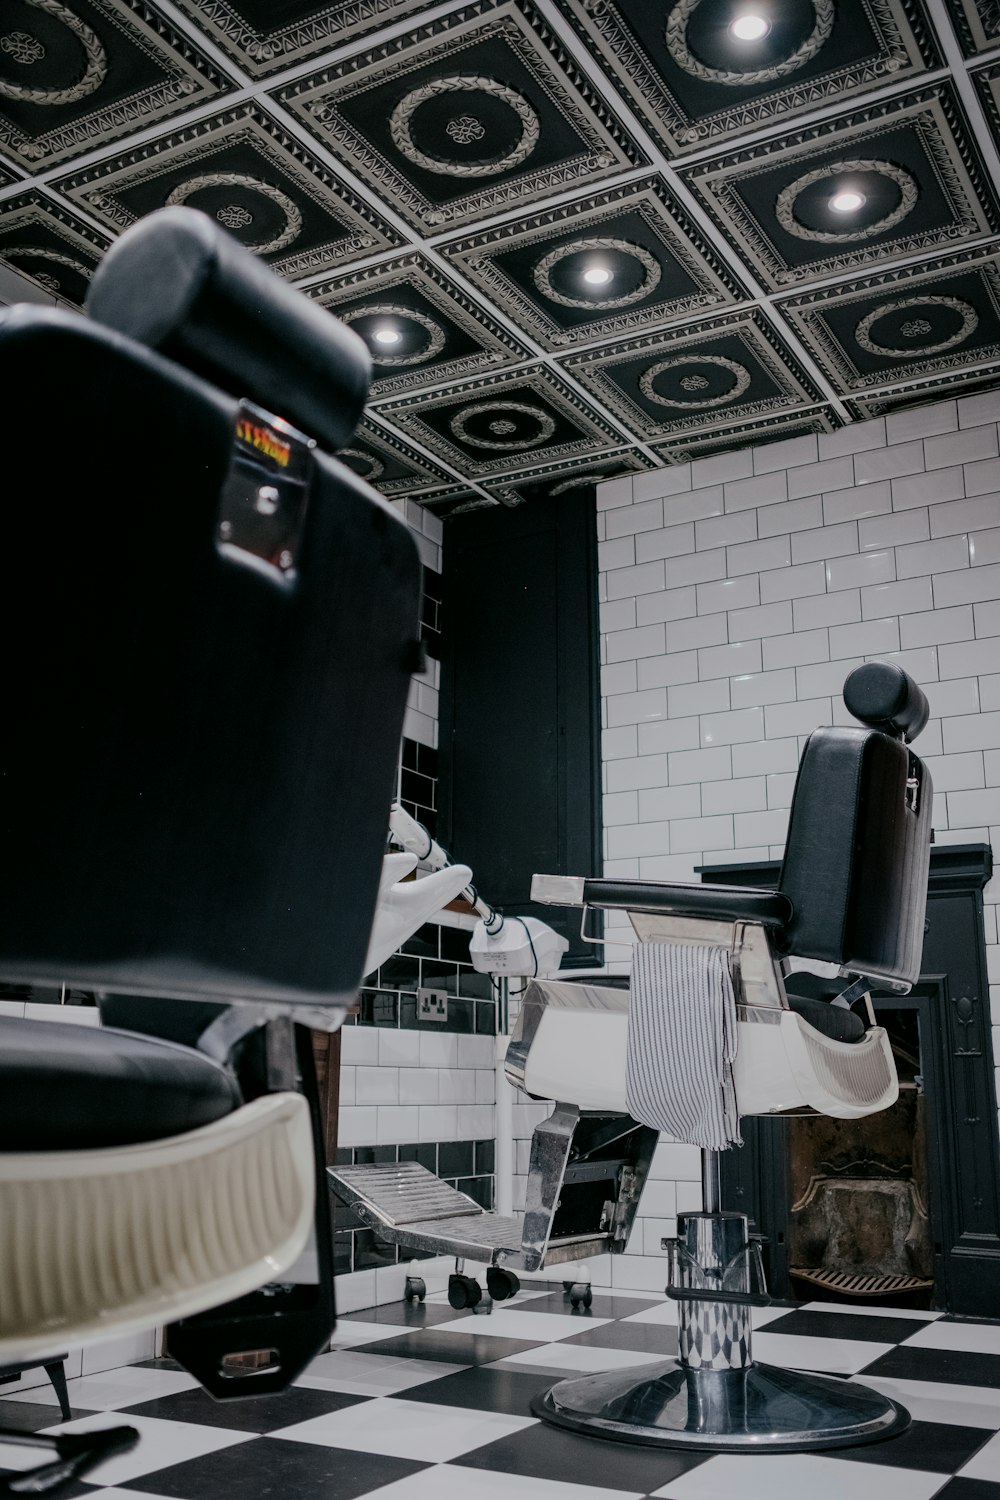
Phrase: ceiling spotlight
[
  {"left": 830, "top": 189, "right": 866, "bottom": 213},
  {"left": 583, "top": 264, "right": 614, "bottom": 286},
  {"left": 372, "top": 325, "right": 402, "bottom": 346},
  {"left": 730, "top": 13, "right": 769, "bottom": 40}
]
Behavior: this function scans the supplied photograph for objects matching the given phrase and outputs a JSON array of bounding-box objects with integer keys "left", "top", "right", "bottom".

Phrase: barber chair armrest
[{"left": 530, "top": 874, "right": 792, "bottom": 931}]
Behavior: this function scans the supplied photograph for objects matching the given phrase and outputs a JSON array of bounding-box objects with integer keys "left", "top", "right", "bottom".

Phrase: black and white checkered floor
[{"left": 6, "top": 1287, "right": 1000, "bottom": 1500}]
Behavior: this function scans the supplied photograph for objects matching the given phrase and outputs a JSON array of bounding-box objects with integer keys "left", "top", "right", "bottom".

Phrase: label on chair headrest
[{"left": 218, "top": 401, "right": 315, "bottom": 583}]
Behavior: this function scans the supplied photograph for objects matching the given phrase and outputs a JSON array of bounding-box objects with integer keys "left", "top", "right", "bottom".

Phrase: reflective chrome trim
[
  {"left": 530, "top": 873, "right": 586, "bottom": 905},
  {"left": 504, "top": 977, "right": 630, "bottom": 1094},
  {"left": 520, "top": 1104, "right": 580, "bottom": 1272},
  {"left": 533, "top": 1360, "right": 909, "bottom": 1451}
]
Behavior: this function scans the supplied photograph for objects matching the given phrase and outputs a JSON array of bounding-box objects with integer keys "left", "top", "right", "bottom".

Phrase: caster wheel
[
  {"left": 404, "top": 1276, "right": 426, "bottom": 1304},
  {"left": 562, "top": 1281, "right": 574, "bottom": 1294},
  {"left": 569, "top": 1283, "right": 592, "bottom": 1309},
  {"left": 486, "top": 1267, "right": 520, "bottom": 1303},
  {"left": 448, "top": 1273, "right": 482, "bottom": 1311}
]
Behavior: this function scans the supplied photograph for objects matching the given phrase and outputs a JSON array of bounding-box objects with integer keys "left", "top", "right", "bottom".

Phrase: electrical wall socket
[{"left": 417, "top": 987, "right": 448, "bottom": 1023}]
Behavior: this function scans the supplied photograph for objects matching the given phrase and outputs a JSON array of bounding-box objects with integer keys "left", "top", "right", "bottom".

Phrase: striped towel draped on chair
[{"left": 625, "top": 942, "right": 742, "bottom": 1150}]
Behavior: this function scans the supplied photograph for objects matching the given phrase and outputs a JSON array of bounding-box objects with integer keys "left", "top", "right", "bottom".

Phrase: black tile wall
[
  {"left": 1, "top": 983, "right": 94, "bottom": 1005},
  {"left": 355, "top": 917, "right": 497, "bottom": 1037},
  {"left": 421, "top": 567, "right": 442, "bottom": 662},
  {"left": 399, "top": 735, "right": 438, "bottom": 837}
]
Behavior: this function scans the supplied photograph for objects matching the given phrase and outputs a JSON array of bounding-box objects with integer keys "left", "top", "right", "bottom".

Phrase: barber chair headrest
[
  {"left": 86, "top": 206, "right": 370, "bottom": 453},
  {"left": 0, "top": 220, "right": 420, "bottom": 1015},
  {"left": 843, "top": 662, "right": 929, "bottom": 743}
]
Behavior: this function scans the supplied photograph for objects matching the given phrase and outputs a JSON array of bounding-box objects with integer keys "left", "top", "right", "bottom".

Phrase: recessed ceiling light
[
  {"left": 830, "top": 189, "right": 866, "bottom": 213},
  {"left": 373, "top": 325, "right": 402, "bottom": 345},
  {"left": 730, "top": 13, "right": 769, "bottom": 40},
  {"left": 583, "top": 264, "right": 614, "bottom": 286}
]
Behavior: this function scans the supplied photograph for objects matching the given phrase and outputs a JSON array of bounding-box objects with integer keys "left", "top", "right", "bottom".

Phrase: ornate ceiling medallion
[
  {"left": 166, "top": 174, "right": 303, "bottom": 254},
  {"left": 217, "top": 205, "right": 253, "bottom": 229},
  {"left": 854, "top": 295, "right": 979, "bottom": 356},
  {"left": 776, "top": 159, "right": 919, "bottom": 243},
  {"left": 2, "top": 31, "right": 46, "bottom": 64},
  {"left": 533, "top": 237, "right": 662, "bottom": 309},
  {"left": 640, "top": 354, "right": 752, "bottom": 408},
  {"left": 2, "top": 245, "right": 93, "bottom": 282},
  {"left": 664, "top": 0, "right": 834, "bottom": 86},
  {"left": 550, "top": 472, "right": 607, "bottom": 494},
  {"left": 0, "top": 0, "right": 106, "bottom": 105},
  {"left": 341, "top": 303, "right": 447, "bottom": 366},
  {"left": 339, "top": 448, "right": 384, "bottom": 481},
  {"left": 450, "top": 400, "right": 556, "bottom": 449},
  {"left": 446, "top": 115, "right": 485, "bottom": 144},
  {"left": 389, "top": 75, "right": 540, "bottom": 178}
]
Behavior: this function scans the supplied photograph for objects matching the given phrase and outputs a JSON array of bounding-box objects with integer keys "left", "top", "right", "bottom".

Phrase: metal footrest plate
[
  {"left": 330, "top": 1162, "right": 482, "bottom": 1227},
  {"left": 328, "top": 1162, "right": 525, "bottom": 1266}
]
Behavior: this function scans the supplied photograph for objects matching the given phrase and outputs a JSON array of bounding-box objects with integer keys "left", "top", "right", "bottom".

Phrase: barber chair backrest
[
  {"left": 0, "top": 207, "right": 421, "bottom": 1017},
  {"left": 777, "top": 662, "right": 933, "bottom": 988}
]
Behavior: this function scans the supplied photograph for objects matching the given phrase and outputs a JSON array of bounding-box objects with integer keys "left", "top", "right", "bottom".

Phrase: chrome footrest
[{"left": 328, "top": 1162, "right": 525, "bottom": 1267}]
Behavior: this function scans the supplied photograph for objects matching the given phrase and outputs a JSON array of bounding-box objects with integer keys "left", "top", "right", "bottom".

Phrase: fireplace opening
[
  {"left": 711, "top": 846, "right": 997, "bottom": 1317},
  {"left": 787, "top": 1005, "right": 934, "bottom": 1309}
]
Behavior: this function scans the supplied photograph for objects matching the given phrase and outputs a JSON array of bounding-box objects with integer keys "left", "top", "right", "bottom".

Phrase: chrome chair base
[{"left": 532, "top": 1358, "right": 909, "bottom": 1452}]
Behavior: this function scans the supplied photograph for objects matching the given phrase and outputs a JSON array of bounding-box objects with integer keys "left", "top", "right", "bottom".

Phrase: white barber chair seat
[{"left": 524, "top": 661, "right": 933, "bottom": 1453}]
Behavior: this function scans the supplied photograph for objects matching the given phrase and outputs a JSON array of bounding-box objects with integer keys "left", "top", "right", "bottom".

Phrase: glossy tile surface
[{"left": 4, "top": 1288, "right": 1000, "bottom": 1500}]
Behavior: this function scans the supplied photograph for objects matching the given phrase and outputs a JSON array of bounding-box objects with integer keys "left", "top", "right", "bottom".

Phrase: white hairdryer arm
[{"left": 389, "top": 802, "right": 450, "bottom": 871}]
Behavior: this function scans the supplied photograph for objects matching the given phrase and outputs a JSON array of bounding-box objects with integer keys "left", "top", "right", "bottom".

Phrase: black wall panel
[{"left": 438, "top": 490, "right": 602, "bottom": 965}]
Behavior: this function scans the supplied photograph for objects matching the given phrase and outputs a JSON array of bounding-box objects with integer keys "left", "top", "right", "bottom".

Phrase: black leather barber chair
[
  {"left": 526, "top": 663, "right": 934, "bottom": 1450},
  {"left": 0, "top": 207, "right": 421, "bottom": 1488}
]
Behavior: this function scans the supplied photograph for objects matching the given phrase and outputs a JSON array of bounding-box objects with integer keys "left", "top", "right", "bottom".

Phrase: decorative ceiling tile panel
[
  {"left": 304, "top": 252, "right": 531, "bottom": 398},
  {"left": 377, "top": 364, "right": 628, "bottom": 478},
  {"left": 0, "top": 0, "right": 232, "bottom": 172},
  {"left": 438, "top": 175, "right": 746, "bottom": 349},
  {"left": 779, "top": 244, "right": 1000, "bottom": 394},
  {"left": 974, "top": 60, "right": 1000, "bottom": 155},
  {"left": 484, "top": 447, "right": 654, "bottom": 505},
  {"left": 52, "top": 104, "right": 400, "bottom": 278},
  {"left": 277, "top": 0, "right": 643, "bottom": 234},
  {"left": 420, "top": 486, "right": 499, "bottom": 517},
  {"left": 846, "top": 362, "right": 1000, "bottom": 416},
  {"left": 561, "top": 310, "right": 821, "bottom": 443},
  {"left": 168, "top": 0, "right": 436, "bottom": 79},
  {"left": 0, "top": 188, "right": 107, "bottom": 304},
  {"left": 684, "top": 84, "right": 998, "bottom": 291},
  {"left": 946, "top": 0, "right": 1000, "bottom": 56},
  {"left": 341, "top": 417, "right": 460, "bottom": 499},
  {"left": 1, "top": 0, "right": 998, "bottom": 490},
  {"left": 556, "top": 0, "right": 939, "bottom": 156},
  {"left": 653, "top": 405, "right": 841, "bottom": 462}
]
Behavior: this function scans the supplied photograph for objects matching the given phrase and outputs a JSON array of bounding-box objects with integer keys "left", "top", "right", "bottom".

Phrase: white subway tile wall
[
  {"left": 339, "top": 1028, "right": 496, "bottom": 1147},
  {"left": 596, "top": 393, "right": 1000, "bottom": 1291}
]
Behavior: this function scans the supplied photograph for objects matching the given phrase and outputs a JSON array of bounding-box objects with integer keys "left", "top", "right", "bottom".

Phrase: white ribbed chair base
[
  {"left": 515, "top": 979, "right": 898, "bottom": 1121},
  {"left": 0, "top": 1092, "right": 314, "bottom": 1363}
]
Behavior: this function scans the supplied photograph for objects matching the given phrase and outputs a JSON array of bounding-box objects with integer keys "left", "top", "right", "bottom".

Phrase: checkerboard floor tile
[{"left": 4, "top": 1288, "right": 1000, "bottom": 1500}]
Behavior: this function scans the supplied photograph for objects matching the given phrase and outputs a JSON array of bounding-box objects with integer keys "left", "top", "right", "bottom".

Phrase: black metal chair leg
[{"left": 44, "top": 1359, "right": 71, "bottom": 1421}]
